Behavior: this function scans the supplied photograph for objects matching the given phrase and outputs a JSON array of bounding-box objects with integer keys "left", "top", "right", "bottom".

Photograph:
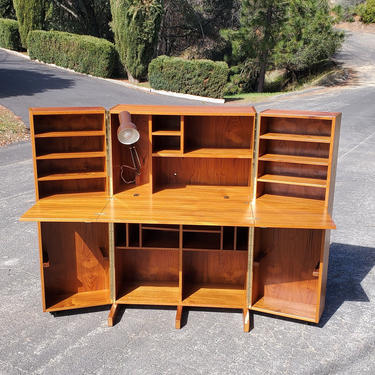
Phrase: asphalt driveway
[{"left": 0, "top": 31, "right": 374, "bottom": 374}]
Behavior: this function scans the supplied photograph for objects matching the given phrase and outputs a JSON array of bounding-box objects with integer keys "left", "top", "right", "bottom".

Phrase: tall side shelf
[
  {"left": 250, "top": 109, "right": 341, "bottom": 323},
  {"left": 29, "top": 107, "right": 109, "bottom": 199}
]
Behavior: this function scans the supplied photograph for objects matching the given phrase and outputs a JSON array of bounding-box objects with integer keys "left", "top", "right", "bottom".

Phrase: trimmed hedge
[
  {"left": 27, "top": 30, "right": 118, "bottom": 78},
  {"left": 0, "top": 18, "right": 22, "bottom": 50},
  {"left": 148, "top": 56, "right": 229, "bottom": 98}
]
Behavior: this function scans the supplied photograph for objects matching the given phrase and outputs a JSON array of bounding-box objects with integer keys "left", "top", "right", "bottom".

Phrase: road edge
[{"left": 0, "top": 47, "right": 225, "bottom": 104}]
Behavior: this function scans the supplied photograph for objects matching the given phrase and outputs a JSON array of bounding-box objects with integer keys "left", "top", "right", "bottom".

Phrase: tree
[
  {"left": 273, "top": 0, "right": 343, "bottom": 79},
  {"left": 0, "top": 0, "right": 16, "bottom": 19},
  {"left": 46, "top": 1, "right": 113, "bottom": 41},
  {"left": 222, "top": 0, "right": 288, "bottom": 92},
  {"left": 13, "top": 0, "right": 47, "bottom": 48},
  {"left": 110, "top": 0, "right": 163, "bottom": 82}
]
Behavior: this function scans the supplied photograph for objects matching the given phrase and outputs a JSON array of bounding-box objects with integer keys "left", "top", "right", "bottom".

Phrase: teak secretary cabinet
[{"left": 20, "top": 105, "right": 341, "bottom": 332}]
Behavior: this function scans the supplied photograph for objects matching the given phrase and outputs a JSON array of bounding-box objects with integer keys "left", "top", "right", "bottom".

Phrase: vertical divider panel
[
  {"left": 233, "top": 227, "right": 237, "bottom": 250},
  {"left": 139, "top": 224, "right": 143, "bottom": 247},
  {"left": 148, "top": 115, "right": 153, "bottom": 191},
  {"left": 109, "top": 223, "right": 116, "bottom": 302},
  {"left": 29, "top": 112, "right": 40, "bottom": 200},
  {"left": 247, "top": 227, "right": 255, "bottom": 308},
  {"left": 125, "top": 223, "right": 129, "bottom": 247},
  {"left": 180, "top": 116, "right": 185, "bottom": 153},
  {"left": 179, "top": 224, "right": 183, "bottom": 303},
  {"left": 220, "top": 226, "right": 223, "bottom": 250},
  {"left": 106, "top": 110, "right": 113, "bottom": 196}
]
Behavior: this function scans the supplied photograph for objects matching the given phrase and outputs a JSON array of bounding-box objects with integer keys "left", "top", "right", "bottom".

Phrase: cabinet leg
[
  {"left": 175, "top": 306, "right": 183, "bottom": 329},
  {"left": 243, "top": 308, "right": 250, "bottom": 332},
  {"left": 108, "top": 303, "right": 119, "bottom": 327}
]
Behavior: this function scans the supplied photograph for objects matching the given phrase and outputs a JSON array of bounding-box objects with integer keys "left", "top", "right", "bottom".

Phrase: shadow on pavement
[
  {"left": 0, "top": 67, "right": 75, "bottom": 98},
  {"left": 319, "top": 242, "right": 374, "bottom": 327}
]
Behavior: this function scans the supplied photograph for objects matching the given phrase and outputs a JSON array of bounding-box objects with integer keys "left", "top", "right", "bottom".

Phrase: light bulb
[{"left": 117, "top": 111, "right": 140, "bottom": 145}]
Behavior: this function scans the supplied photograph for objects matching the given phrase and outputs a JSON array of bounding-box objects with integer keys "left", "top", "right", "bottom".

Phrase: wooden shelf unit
[
  {"left": 251, "top": 109, "right": 341, "bottom": 323},
  {"left": 21, "top": 105, "right": 341, "bottom": 331},
  {"left": 30, "top": 108, "right": 108, "bottom": 199}
]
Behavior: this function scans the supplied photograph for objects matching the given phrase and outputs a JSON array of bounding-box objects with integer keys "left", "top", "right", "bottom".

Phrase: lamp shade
[{"left": 117, "top": 111, "right": 140, "bottom": 145}]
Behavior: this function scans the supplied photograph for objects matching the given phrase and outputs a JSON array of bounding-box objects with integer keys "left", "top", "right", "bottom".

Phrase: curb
[{"left": 0, "top": 47, "right": 224, "bottom": 104}]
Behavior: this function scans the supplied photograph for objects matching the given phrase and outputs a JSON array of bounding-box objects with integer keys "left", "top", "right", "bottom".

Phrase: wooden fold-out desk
[{"left": 21, "top": 106, "right": 340, "bottom": 331}]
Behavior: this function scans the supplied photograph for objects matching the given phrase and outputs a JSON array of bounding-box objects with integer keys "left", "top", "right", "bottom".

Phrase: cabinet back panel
[
  {"left": 116, "top": 250, "right": 179, "bottom": 283},
  {"left": 184, "top": 116, "right": 252, "bottom": 150},
  {"left": 37, "top": 158, "right": 105, "bottom": 175},
  {"left": 41, "top": 223, "right": 109, "bottom": 301},
  {"left": 152, "top": 136, "right": 180, "bottom": 152},
  {"left": 153, "top": 157, "right": 250, "bottom": 189},
  {"left": 34, "top": 114, "right": 104, "bottom": 133},
  {"left": 254, "top": 228, "right": 322, "bottom": 306},
  {"left": 35, "top": 136, "right": 104, "bottom": 155},
  {"left": 261, "top": 117, "right": 331, "bottom": 136},
  {"left": 183, "top": 251, "right": 247, "bottom": 286},
  {"left": 258, "top": 161, "right": 327, "bottom": 179},
  {"left": 260, "top": 182, "right": 325, "bottom": 200},
  {"left": 260, "top": 140, "right": 330, "bottom": 158},
  {"left": 111, "top": 114, "right": 150, "bottom": 194},
  {"left": 152, "top": 115, "right": 180, "bottom": 131},
  {"left": 39, "top": 178, "right": 106, "bottom": 198}
]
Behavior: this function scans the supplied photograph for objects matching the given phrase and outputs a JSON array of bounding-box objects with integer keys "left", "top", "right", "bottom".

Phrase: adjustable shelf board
[{"left": 21, "top": 105, "right": 341, "bottom": 332}]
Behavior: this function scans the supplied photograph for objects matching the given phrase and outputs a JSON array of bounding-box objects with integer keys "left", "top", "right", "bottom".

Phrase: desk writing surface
[
  {"left": 20, "top": 193, "right": 109, "bottom": 222},
  {"left": 99, "top": 184, "right": 254, "bottom": 226},
  {"left": 253, "top": 194, "right": 336, "bottom": 229}
]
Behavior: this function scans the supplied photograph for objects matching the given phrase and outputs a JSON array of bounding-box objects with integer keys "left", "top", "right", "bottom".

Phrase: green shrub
[
  {"left": 13, "top": 0, "right": 47, "bottom": 48},
  {"left": 0, "top": 0, "right": 16, "bottom": 19},
  {"left": 359, "top": 0, "right": 375, "bottom": 23},
  {"left": 0, "top": 18, "right": 22, "bottom": 50},
  {"left": 27, "top": 30, "right": 118, "bottom": 78},
  {"left": 148, "top": 56, "right": 229, "bottom": 98}
]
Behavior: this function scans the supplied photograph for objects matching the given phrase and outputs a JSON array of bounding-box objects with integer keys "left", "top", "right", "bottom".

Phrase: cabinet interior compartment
[
  {"left": 152, "top": 157, "right": 250, "bottom": 192},
  {"left": 111, "top": 114, "right": 151, "bottom": 194},
  {"left": 41, "top": 222, "right": 110, "bottom": 311},
  {"left": 251, "top": 228, "right": 323, "bottom": 321},
  {"left": 152, "top": 115, "right": 180, "bottom": 132},
  {"left": 183, "top": 225, "right": 221, "bottom": 250},
  {"left": 38, "top": 178, "right": 106, "bottom": 198},
  {"left": 152, "top": 135, "right": 181, "bottom": 153},
  {"left": 33, "top": 114, "right": 104, "bottom": 134},
  {"left": 37, "top": 158, "right": 105, "bottom": 176},
  {"left": 115, "top": 249, "right": 179, "bottom": 305},
  {"left": 260, "top": 116, "right": 332, "bottom": 137},
  {"left": 184, "top": 115, "right": 252, "bottom": 152},
  {"left": 141, "top": 224, "right": 179, "bottom": 248},
  {"left": 182, "top": 250, "right": 248, "bottom": 308},
  {"left": 256, "top": 161, "right": 328, "bottom": 201},
  {"left": 35, "top": 136, "right": 105, "bottom": 157}
]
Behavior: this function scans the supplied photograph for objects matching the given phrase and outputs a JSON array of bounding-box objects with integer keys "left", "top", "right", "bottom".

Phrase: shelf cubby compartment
[
  {"left": 152, "top": 135, "right": 181, "bottom": 155},
  {"left": 182, "top": 225, "right": 221, "bottom": 250},
  {"left": 183, "top": 115, "right": 253, "bottom": 158},
  {"left": 141, "top": 224, "right": 180, "bottom": 249},
  {"left": 33, "top": 113, "right": 105, "bottom": 136},
  {"left": 152, "top": 157, "right": 250, "bottom": 193},
  {"left": 115, "top": 249, "right": 179, "bottom": 305},
  {"left": 251, "top": 228, "right": 323, "bottom": 322},
  {"left": 35, "top": 136, "right": 105, "bottom": 158},
  {"left": 41, "top": 222, "right": 110, "bottom": 311},
  {"left": 110, "top": 113, "right": 151, "bottom": 194},
  {"left": 152, "top": 115, "right": 180, "bottom": 132},
  {"left": 259, "top": 115, "right": 332, "bottom": 139},
  {"left": 182, "top": 250, "right": 248, "bottom": 308}
]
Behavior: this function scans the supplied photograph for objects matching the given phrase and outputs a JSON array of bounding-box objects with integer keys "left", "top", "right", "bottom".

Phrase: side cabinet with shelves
[{"left": 251, "top": 109, "right": 341, "bottom": 323}]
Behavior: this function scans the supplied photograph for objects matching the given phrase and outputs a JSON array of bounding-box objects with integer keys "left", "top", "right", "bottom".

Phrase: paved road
[
  {"left": 1, "top": 32, "right": 374, "bottom": 374},
  {"left": 0, "top": 49, "right": 207, "bottom": 126}
]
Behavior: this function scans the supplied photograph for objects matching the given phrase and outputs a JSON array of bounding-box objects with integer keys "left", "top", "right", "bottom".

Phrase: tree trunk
[{"left": 257, "top": 58, "right": 267, "bottom": 93}]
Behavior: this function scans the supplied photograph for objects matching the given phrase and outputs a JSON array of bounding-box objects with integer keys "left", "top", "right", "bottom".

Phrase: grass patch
[
  {"left": 0, "top": 106, "right": 29, "bottom": 146},
  {"left": 224, "top": 92, "right": 283, "bottom": 102}
]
